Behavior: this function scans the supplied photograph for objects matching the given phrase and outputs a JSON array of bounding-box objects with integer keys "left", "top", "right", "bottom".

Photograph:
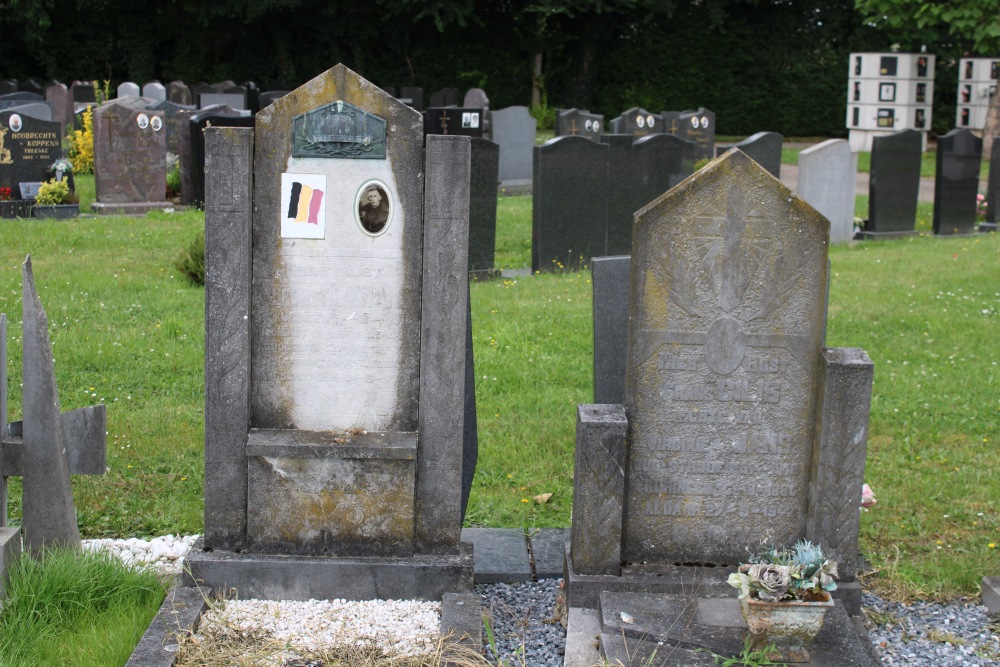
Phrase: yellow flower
[
  {"left": 520, "top": 498, "right": 529, "bottom": 503},
  {"left": 989, "top": 543, "right": 996, "bottom": 549}
]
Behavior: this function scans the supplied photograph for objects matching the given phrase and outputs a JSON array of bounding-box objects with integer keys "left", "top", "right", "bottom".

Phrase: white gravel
[{"left": 82, "top": 533, "right": 199, "bottom": 576}]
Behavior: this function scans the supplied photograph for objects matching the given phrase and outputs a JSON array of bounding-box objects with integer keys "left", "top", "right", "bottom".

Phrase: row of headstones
[{"left": 556, "top": 107, "right": 717, "bottom": 161}]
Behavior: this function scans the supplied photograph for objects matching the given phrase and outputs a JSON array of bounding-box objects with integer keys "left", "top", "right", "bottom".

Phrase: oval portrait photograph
[{"left": 356, "top": 180, "right": 392, "bottom": 235}]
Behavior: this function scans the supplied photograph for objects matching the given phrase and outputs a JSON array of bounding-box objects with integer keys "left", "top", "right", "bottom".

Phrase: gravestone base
[
  {"left": 498, "top": 179, "right": 532, "bottom": 195},
  {"left": 564, "top": 544, "right": 863, "bottom": 616},
  {"left": 184, "top": 538, "right": 475, "bottom": 602},
  {"left": 977, "top": 223, "right": 997, "bottom": 232},
  {"left": 91, "top": 201, "right": 173, "bottom": 215},
  {"left": 563, "top": 592, "right": 879, "bottom": 667},
  {"left": 856, "top": 229, "right": 919, "bottom": 240}
]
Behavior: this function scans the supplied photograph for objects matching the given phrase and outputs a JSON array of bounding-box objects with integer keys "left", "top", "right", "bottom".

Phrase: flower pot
[
  {"left": 739, "top": 591, "right": 833, "bottom": 663},
  {"left": 0, "top": 200, "right": 33, "bottom": 219},
  {"left": 32, "top": 204, "right": 79, "bottom": 220}
]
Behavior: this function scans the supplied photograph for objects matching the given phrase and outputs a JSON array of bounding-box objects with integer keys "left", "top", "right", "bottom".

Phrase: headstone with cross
[
  {"left": 0, "top": 257, "right": 107, "bottom": 586},
  {"left": 424, "top": 107, "right": 484, "bottom": 137},
  {"left": 555, "top": 108, "right": 603, "bottom": 141}
]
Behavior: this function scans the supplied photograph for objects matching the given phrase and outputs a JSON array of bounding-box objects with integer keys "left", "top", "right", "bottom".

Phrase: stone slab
[
  {"left": 2, "top": 405, "right": 106, "bottom": 476},
  {"left": 595, "top": 591, "right": 878, "bottom": 666},
  {"left": 184, "top": 537, "right": 474, "bottom": 601},
  {"left": 933, "top": 128, "right": 982, "bottom": 236},
  {"left": 90, "top": 201, "right": 173, "bottom": 215},
  {"left": 0, "top": 526, "right": 21, "bottom": 598},
  {"left": 529, "top": 528, "right": 569, "bottom": 579},
  {"left": 440, "top": 592, "right": 483, "bottom": 657},
  {"left": 492, "top": 106, "right": 535, "bottom": 183},
  {"left": 797, "top": 138, "right": 857, "bottom": 244},
  {"left": 983, "top": 576, "right": 1000, "bottom": 615},
  {"left": 461, "top": 527, "right": 531, "bottom": 584},
  {"left": 592, "top": 255, "right": 630, "bottom": 405},
  {"left": 563, "top": 607, "right": 602, "bottom": 667},
  {"left": 124, "top": 586, "right": 206, "bottom": 667},
  {"left": 867, "top": 129, "right": 921, "bottom": 234}
]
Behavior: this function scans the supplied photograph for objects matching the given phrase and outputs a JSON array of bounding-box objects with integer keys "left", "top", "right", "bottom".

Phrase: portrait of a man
[{"left": 358, "top": 184, "right": 390, "bottom": 234}]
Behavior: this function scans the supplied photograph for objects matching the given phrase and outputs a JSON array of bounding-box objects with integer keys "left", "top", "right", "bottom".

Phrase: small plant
[
  {"left": 35, "top": 177, "right": 71, "bottom": 205},
  {"left": 0, "top": 186, "right": 11, "bottom": 201},
  {"left": 703, "top": 635, "right": 787, "bottom": 666},
  {"left": 175, "top": 230, "right": 205, "bottom": 284},
  {"left": 727, "top": 540, "right": 838, "bottom": 602},
  {"left": 69, "top": 106, "right": 95, "bottom": 174},
  {"left": 976, "top": 193, "right": 988, "bottom": 222}
]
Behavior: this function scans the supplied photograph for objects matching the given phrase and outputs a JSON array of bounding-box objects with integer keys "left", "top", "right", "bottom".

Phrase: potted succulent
[
  {"left": 727, "top": 539, "right": 838, "bottom": 662},
  {"left": 32, "top": 177, "right": 80, "bottom": 219}
]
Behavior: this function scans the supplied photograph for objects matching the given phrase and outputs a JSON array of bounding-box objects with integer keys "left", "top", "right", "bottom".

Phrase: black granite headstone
[
  {"left": 424, "top": 107, "right": 484, "bottom": 137},
  {"left": 676, "top": 108, "right": 716, "bottom": 163},
  {"left": 592, "top": 255, "right": 631, "bottom": 405},
  {"left": 179, "top": 107, "right": 253, "bottom": 207},
  {"left": 532, "top": 136, "right": 609, "bottom": 272},
  {"left": 609, "top": 107, "right": 663, "bottom": 138},
  {"left": 0, "top": 111, "right": 62, "bottom": 193},
  {"left": 986, "top": 137, "right": 1000, "bottom": 230},
  {"left": 19, "top": 80, "right": 42, "bottom": 96},
  {"left": 151, "top": 100, "right": 196, "bottom": 155},
  {"left": 933, "top": 129, "right": 982, "bottom": 236},
  {"left": 469, "top": 138, "right": 499, "bottom": 276},
  {"left": 602, "top": 134, "right": 635, "bottom": 257},
  {"left": 555, "top": 108, "right": 603, "bottom": 141},
  {"left": 0, "top": 81, "right": 17, "bottom": 96},
  {"left": 723, "top": 131, "right": 783, "bottom": 178},
  {"left": 430, "top": 87, "right": 460, "bottom": 107},
  {"left": 632, "top": 132, "right": 697, "bottom": 209},
  {"left": 70, "top": 81, "right": 96, "bottom": 104},
  {"left": 867, "top": 129, "right": 922, "bottom": 235},
  {"left": 244, "top": 82, "right": 260, "bottom": 113}
]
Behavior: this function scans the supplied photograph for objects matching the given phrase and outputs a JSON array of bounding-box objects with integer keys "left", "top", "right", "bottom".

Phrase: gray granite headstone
[
  {"left": 725, "top": 131, "right": 783, "bottom": 178},
  {"left": 555, "top": 108, "right": 603, "bottom": 141},
  {"left": 986, "top": 137, "right": 1000, "bottom": 230},
  {"left": 0, "top": 111, "right": 62, "bottom": 193},
  {"left": 92, "top": 101, "right": 167, "bottom": 204},
  {"left": 491, "top": 106, "right": 536, "bottom": 183},
  {"left": 44, "top": 82, "right": 72, "bottom": 131},
  {"left": 168, "top": 81, "right": 192, "bottom": 105},
  {"left": 117, "top": 81, "right": 140, "bottom": 98},
  {"left": 0, "top": 102, "right": 52, "bottom": 121},
  {"left": 797, "top": 139, "right": 858, "bottom": 243},
  {"left": 933, "top": 128, "right": 982, "bottom": 236},
  {"left": 199, "top": 92, "right": 247, "bottom": 110},
  {"left": 463, "top": 88, "right": 489, "bottom": 110},
  {"left": 609, "top": 107, "right": 663, "bottom": 138},
  {"left": 592, "top": 255, "right": 631, "bottom": 405},
  {"left": 142, "top": 81, "right": 166, "bottom": 101},
  {"left": 469, "top": 138, "right": 499, "bottom": 275},
  {"left": 532, "top": 135, "right": 609, "bottom": 272},
  {"left": 866, "top": 129, "right": 921, "bottom": 236},
  {"left": 192, "top": 65, "right": 475, "bottom": 602}
]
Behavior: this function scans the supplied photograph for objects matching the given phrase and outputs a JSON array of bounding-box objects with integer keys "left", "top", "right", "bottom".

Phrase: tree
[{"left": 856, "top": 0, "right": 1000, "bottom": 157}]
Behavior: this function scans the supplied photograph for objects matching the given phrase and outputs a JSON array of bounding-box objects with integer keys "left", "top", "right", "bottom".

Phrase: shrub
[
  {"left": 175, "top": 231, "right": 205, "bottom": 285},
  {"left": 69, "top": 106, "right": 95, "bottom": 175},
  {"left": 36, "top": 178, "right": 70, "bottom": 205}
]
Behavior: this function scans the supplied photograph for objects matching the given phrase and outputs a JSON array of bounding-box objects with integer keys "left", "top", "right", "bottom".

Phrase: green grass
[
  {"left": 0, "top": 174, "right": 997, "bottom": 602},
  {"left": 0, "top": 547, "right": 166, "bottom": 666}
]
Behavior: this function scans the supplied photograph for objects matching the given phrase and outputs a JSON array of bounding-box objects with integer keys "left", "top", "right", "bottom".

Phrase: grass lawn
[{"left": 0, "top": 174, "right": 996, "bottom": 604}]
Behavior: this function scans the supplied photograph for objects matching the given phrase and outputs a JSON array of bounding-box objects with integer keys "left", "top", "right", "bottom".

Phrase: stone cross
[{"left": 0, "top": 257, "right": 106, "bottom": 558}]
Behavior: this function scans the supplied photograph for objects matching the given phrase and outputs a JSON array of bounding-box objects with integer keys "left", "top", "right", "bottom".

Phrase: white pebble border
[{"left": 81, "top": 533, "right": 199, "bottom": 576}]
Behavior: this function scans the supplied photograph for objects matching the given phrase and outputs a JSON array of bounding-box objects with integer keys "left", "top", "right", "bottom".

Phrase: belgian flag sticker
[{"left": 280, "top": 172, "right": 327, "bottom": 239}]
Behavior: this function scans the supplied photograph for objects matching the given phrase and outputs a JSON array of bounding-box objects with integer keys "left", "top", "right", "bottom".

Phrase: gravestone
[
  {"left": 0, "top": 92, "right": 43, "bottom": 102},
  {"left": 564, "top": 149, "right": 876, "bottom": 665},
  {"left": 555, "top": 108, "right": 603, "bottom": 141},
  {"left": 0, "top": 102, "right": 52, "bottom": 121},
  {"left": 70, "top": 81, "right": 96, "bottom": 104},
  {"left": 797, "top": 139, "right": 858, "bottom": 243},
  {"left": 469, "top": 138, "right": 499, "bottom": 276},
  {"left": 592, "top": 255, "right": 631, "bottom": 405},
  {"left": 0, "top": 258, "right": 107, "bottom": 562},
  {"left": 190, "top": 82, "right": 213, "bottom": 102},
  {"left": 430, "top": 87, "right": 459, "bottom": 107},
  {"left": 400, "top": 86, "right": 423, "bottom": 111},
  {"left": 609, "top": 107, "right": 663, "bottom": 138},
  {"left": 723, "top": 131, "right": 783, "bottom": 178},
  {"left": 43, "top": 82, "right": 73, "bottom": 132},
  {"left": 186, "top": 64, "right": 476, "bottom": 604},
  {"left": 463, "top": 88, "right": 489, "bottom": 111},
  {"left": 178, "top": 106, "right": 253, "bottom": 207},
  {"left": 986, "top": 137, "right": 1000, "bottom": 231},
  {"left": 199, "top": 92, "right": 247, "bottom": 109},
  {"left": 91, "top": 100, "right": 171, "bottom": 214},
  {"left": 142, "top": 81, "right": 166, "bottom": 101},
  {"left": 602, "top": 134, "right": 635, "bottom": 257},
  {"left": 933, "top": 128, "right": 982, "bottom": 236},
  {"left": 491, "top": 106, "right": 535, "bottom": 183},
  {"left": 532, "top": 135, "right": 609, "bottom": 272},
  {"left": 168, "top": 80, "right": 193, "bottom": 105},
  {"left": 863, "top": 129, "right": 921, "bottom": 237},
  {"left": 258, "top": 90, "right": 289, "bottom": 109},
  {"left": 0, "top": 111, "right": 62, "bottom": 194},
  {"left": 151, "top": 99, "right": 196, "bottom": 155},
  {"left": 424, "top": 107, "right": 484, "bottom": 137},
  {"left": 117, "top": 81, "right": 140, "bottom": 98},
  {"left": 0, "top": 81, "right": 16, "bottom": 96},
  {"left": 675, "top": 107, "right": 716, "bottom": 163},
  {"left": 19, "top": 80, "right": 42, "bottom": 96},
  {"left": 244, "top": 82, "right": 260, "bottom": 113}
]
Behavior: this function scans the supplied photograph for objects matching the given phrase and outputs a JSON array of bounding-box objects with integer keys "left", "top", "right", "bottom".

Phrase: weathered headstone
[
  {"left": 92, "top": 100, "right": 170, "bottom": 213},
  {"left": 592, "top": 255, "right": 631, "bottom": 405},
  {"left": 463, "top": 88, "right": 489, "bottom": 110},
  {"left": 555, "top": 108, "right": 603, "bottom": 141},
  {"left": 430, "top": 87, "right": 460, "bottom": 107},
  {"left": 564, "top": 150, "right": 876, "bottom": 664},
  {"left": 491, "top": 105, "right": 535, "bottom": 184},
  {"left": 609, "top": 107, "right": 663, "bottom": 138},
  {"left": 142, "top": 81, "right": 166, "bottom": 101},
  {"left": 723, "top": 131, "right": 783, "bottom": 178},
  {"left": 797, "top": 139, "right": 858, "bottom": 243},
  {"left": 0, "top": 111, "right": 62, "bottom": 194},
  {"left": 985, "top": 137, "right": 1000, "bottom": 231},
  {"left": 178, "top": 106, "right": 253, "bottom": 207},
  {"left": 469, "top": 138, "right": 499, "bottom": 276},
  {"left": 44, "top": 81, "right": 73, "bottom": 133},
  {"left": 532, "top": 135, "right": 609, "bottom": 272},
  {"left": 424, "top": 107, "right": 484, "bottom": 137},
  {"left": 400, "top": 86, "right": 423, "bottom": 111},
  {"left": 187, "top": 64, "right": 476, "bottom": 604},
  {"left": 864, "top": 128, "right": 921, "bottom": 237},
  {"left": 1, "top": 258, "right": 107, "bottom": 558},
  {"left": 117, "top": 81, "right": 140, "bottom": 98},
  {"left": 168, "top": 80, "right": 193, "bottom": 105},
  {"left": 932, "top": 128, "right": 982, "bottom": 236}
]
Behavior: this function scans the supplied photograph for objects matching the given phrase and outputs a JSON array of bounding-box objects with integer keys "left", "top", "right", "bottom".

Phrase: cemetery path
[{"left": 780, "top": 163, "right": 935, "bottom": 202}]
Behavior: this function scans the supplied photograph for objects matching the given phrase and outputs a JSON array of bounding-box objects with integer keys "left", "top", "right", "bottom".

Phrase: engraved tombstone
[
  {"left": 933, "top": 128, "right": 982, "bottom": 236},
  {"left": 555, "top": 108, "right": 603, "bottom": 141},
  {"left": 151, "top": 99, "right": 196, "bottom": 155},
  {"left": 187, "top": 64, "right": 475, "bottom": 603},
  {"left": 609, "top": 107, "right": 663, "bottom": 138},
  {"left": 0, "top": 111, "right": 62, "bottom": 193},
  {"left": 797, "top": 139, "right": 858, "bottom": 243},
  {"left": 91, "top": 100, "right": 171, "bottom": 213},
  {"left": 565, "top": 150, "right": 875, "bottom": 645},
  {"left": 491, "top": 106, "right": 536, "bottom": 184},
  {"left": 424, "top": 107, "right": 484, "bottom": 137},
  {"left": 864, "top": 129, "right": 921, "bottom": 237},
  {"left": 676, "top": 107, "right": 716, "bottom": 163}
]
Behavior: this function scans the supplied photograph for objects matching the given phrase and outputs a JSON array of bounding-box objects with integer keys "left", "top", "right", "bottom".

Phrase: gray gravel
[{"left": 476, "top": 580, "right": 1000, "bottom": 667}]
